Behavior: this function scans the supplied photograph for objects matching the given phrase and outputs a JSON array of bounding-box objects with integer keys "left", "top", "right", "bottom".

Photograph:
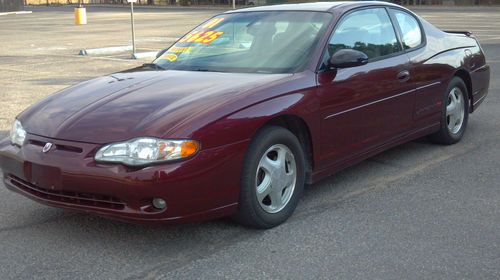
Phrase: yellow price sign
[
  {"left": 202, "top": 18, "right": 224, "bottom": 29},
  {"left": 178, "top": 31, "right": 224, "bottom": 45},
  {"left": 161, "top": 53, "right": 178, "bottom": 62}
]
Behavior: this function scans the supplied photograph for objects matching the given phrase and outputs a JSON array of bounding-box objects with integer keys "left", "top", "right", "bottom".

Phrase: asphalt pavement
[{"left": 0, "top": 6, "right": 499, "bottom": 280}]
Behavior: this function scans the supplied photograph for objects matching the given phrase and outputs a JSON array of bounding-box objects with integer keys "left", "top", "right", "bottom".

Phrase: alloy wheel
[
  {"left": 446, "top": 87, "right": 465, "bottom": 134},
  {"left": 255, "top": 144, "right": 297, "bottom": 214}
]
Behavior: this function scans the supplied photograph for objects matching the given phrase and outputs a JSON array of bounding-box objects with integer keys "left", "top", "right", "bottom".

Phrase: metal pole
[
  {"left": 232, "top": 0, "right": 235, "bottom": 9},
  {"left": 130, "top": 2, "right": 136, "bottom": 55}
]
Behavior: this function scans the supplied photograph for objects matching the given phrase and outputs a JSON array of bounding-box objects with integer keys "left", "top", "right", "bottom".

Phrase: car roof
[{"left": 225, "top": 1, "right": 399, "bottom": 13}]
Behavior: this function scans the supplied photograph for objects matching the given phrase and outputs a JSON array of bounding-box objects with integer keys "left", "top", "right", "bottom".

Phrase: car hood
[{"left": 19, "top": 70, "right": 292, "bottom": 144}]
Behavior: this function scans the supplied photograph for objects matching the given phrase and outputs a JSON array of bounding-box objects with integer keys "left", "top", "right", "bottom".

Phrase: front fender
[{"left": 192, "top": 91, "right": 320, "bottom": 151}]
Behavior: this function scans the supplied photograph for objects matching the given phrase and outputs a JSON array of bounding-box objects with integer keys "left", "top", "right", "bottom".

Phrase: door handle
[{"left": 397, "top": 70, "right": 410, "bottom": 82}]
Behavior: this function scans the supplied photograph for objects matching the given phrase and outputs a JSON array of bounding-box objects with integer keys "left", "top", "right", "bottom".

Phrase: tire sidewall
[
  {"left": 239, "top": 126, "right": 306, "bottom": 228},
  {"left": 442, "top": 77, "right": 469, "bottom": 142}
]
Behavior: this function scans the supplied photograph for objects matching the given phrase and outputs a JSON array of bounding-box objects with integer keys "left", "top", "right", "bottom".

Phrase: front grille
[
  {"left": 28, "top": 140, "right": 83, "bottom": 153},
  {"left": 7, "top": 175, "right": 125, "bottom": 210}
]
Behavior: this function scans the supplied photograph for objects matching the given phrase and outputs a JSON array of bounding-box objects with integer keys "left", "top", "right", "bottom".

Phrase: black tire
[
  {"left": 429, "top": 77, "right": 469, "bottom": 145},
  {"left": 233, "top": 126, "right": 306, "bottom": 229}
]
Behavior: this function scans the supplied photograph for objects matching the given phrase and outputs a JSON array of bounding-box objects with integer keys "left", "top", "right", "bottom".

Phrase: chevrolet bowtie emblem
[{"left": 42, "top": 142, "right": 53, "bottom": 153}]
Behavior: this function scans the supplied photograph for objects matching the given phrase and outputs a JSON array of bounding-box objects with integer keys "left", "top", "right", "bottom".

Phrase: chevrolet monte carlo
[{"left": 0, "top": 2, "right": 490, "bottom": 228}]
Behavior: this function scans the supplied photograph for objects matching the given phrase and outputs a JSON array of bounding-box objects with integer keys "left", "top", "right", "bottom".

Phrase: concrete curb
[
  {"left": 0, "top": 11, "right": 32, "bottom": 16},
  {"left": 131, "top": 51, "right": 159, "bottom": 59},
  {"left": 79, "top": 45, "right": 132, "bottom": 56},
  {"left": 52, "top": 4, "right": 231, "bottom": 11}
]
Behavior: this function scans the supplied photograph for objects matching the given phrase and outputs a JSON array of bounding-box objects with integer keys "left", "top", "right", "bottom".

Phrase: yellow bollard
[{"left": 74, "top": 7, "right": 87, "bottom": 25}]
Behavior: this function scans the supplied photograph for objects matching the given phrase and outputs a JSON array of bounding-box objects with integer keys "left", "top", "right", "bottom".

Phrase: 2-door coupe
[{"left": 0, "top": 2, "right": 490, "bottom": 228}]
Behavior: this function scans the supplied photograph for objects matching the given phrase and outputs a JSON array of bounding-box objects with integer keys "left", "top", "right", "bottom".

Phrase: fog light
[{"left": 152, "top": 198, "right": 167, "bottom": 210}]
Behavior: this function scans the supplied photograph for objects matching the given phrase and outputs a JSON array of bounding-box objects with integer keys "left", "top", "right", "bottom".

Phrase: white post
[
  {"left": 232, "top": 0, "right": 235, "bottom": 10},
  {"left": 129, "top": 0, "right": 136, "bottom": 55}
]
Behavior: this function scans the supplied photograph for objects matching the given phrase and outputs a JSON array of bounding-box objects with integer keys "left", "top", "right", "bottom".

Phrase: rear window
[{"left": 391, "top": 9, "right": 423, "bottom": 49}]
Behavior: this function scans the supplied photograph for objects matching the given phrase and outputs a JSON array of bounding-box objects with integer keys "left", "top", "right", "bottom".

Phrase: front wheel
[
  {"left": 234, "top": 126, "right": 306, "bottom": 229},
  {"left": 429, "top": 77, "right": 469, "bottom": 145}
]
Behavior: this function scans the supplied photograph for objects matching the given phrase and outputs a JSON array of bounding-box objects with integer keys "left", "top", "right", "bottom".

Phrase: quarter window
[
  {"left": 325, "top": 8, "right": 402, "bottom": 61},
  {"left": 392, "top": 9, "right": 422, "bottom": 49}
]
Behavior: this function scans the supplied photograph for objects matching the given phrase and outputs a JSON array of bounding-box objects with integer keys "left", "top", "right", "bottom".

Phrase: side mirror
[{"left": 329, "top": 49, "right": 369, "bottom": 69}]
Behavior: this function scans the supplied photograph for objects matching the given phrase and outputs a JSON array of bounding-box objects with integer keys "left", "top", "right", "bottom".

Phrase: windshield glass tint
[{"left": 153, "top": 12, "right": 332, "bottom": 74}]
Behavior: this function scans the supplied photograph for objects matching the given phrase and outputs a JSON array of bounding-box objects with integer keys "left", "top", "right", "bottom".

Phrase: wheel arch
[
  {"left": 454, "top": 69, "right": 473, "bottom": 112},
  {"left": 260, "top": 115, "right": 315, "bottom": 184},
  {"left": 202, "top": 91, "right": 319, "bottom": 184}
]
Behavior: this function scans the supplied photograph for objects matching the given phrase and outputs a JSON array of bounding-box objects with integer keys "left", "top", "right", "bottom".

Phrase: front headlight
[
  {"left": 10, "top": 119, "right": 27, "bottom": 147},
  {"left": 95, "top": 137, "right": 200, "bottom": 166}
]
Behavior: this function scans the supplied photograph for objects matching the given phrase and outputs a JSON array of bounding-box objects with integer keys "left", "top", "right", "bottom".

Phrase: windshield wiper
[
  {"left": 142, "top": 63, "right": 166, "bottom": 70},
  {"left": 192, "top": 68, "right": 226, "bottom": 73}
]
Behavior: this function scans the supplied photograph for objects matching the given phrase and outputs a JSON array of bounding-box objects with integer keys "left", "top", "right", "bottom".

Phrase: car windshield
[{"left": 153, "top": 11, "right": 332, "bottom": 74}]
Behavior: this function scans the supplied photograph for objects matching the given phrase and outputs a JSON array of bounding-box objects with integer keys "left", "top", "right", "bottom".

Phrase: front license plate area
[{"left": 30, "top": 163, "right": 62, "bottom": 191}]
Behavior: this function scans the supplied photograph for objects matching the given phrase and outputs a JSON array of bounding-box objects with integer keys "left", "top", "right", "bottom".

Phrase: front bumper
[{"left": 0, "top": 134, "right": 248, "bottom": 224}]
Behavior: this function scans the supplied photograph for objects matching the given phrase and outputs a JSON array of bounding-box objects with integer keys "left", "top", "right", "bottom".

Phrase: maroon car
[{"left": 1, "top": 2, "right": 490, "bottom": 228}]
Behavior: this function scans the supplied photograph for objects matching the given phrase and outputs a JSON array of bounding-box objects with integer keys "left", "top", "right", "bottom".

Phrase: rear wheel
[
  {"left": 234, "top": 126, "right": 305, "bottom": 229},
  {"left": 429, "top": 77, "right": 469, "bottom": 145}
]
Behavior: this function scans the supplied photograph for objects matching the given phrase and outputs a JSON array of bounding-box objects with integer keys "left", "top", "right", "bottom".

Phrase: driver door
[{"left": 316, "top": 8, "right": 415, "bottom": 169}]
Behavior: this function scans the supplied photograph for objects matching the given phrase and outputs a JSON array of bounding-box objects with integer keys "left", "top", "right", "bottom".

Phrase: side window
[
  {"left": 325, "top": 8, "right": 401, "bottom": 62},
  {"left": 392, "top": 9, "right": 422, "bottom": 49}
]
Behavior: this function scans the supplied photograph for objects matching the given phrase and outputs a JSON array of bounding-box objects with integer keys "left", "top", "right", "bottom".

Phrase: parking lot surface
[{"left": 0, "top": 6, "right": 499, "bottom": 279}]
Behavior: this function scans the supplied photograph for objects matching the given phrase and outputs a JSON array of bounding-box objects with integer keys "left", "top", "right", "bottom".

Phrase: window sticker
[
  {"left": 178, "top": 31, "right": 224, "bottom": 45},
  {"left": 202, "top": 18, "right": 224, "bottom": 29},
  {"left": 160, "top": 53, "right": 178, "bottom": 62},
  {"left": 168, "top": 46, "right": 193, "bottom": 53}
]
